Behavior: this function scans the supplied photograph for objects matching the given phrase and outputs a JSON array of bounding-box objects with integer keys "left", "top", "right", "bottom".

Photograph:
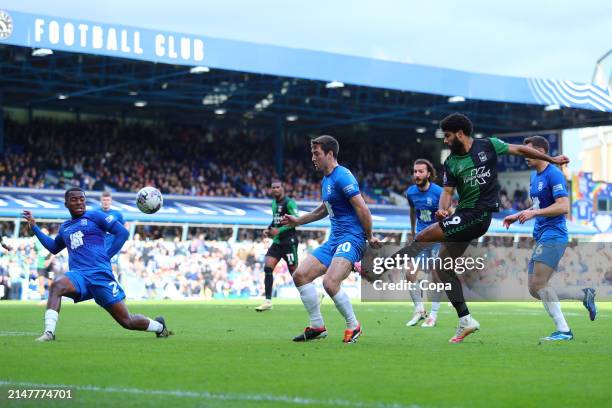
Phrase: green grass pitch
[{"left": 0, "top": 300, "right": 609, "bottom": 407}]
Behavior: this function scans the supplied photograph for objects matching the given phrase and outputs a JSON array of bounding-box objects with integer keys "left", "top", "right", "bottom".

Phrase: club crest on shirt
[
  {"left": 80, "top": 219, "right": 88, "bottom": 226},
  {"left": 427, "top": 197, "right": 433, "bottom": 206},
  {"left": 538, "top": 181, "right": 544, "bottom": 191},
  {"left": 478, "top": 151, "right": 487, "bottom": 162}
]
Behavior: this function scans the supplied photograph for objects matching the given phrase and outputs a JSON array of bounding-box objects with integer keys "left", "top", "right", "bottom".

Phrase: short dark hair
[
  {"left": 65, "top": 187, "right": 85, "bottom": 201},
  {"left": 413, "top": 158, "right": 437, "bottom": 181},
  {"left": 440, "top": 113, "right": 473, "bottom": 136},
  {"left": 523, "top": 135, "right": 550, "bottom": 153},
  {"left": 101, "top": 191, "right": 112, "bottom": 198},
  {"left": 311, "top": 135, "right": 339, "bottom": 158}
]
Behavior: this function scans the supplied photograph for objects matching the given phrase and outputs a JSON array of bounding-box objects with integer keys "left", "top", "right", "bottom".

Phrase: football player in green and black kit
[
  {"left": 383, "top": 113, "right": 569, "bottom": 343},
  {"left": 256, "top": 180, "right": 300, "bottom": 311}
]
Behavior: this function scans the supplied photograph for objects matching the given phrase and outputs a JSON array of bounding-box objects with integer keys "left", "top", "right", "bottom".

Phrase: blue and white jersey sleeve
[
  {"left": 336, "top": 168, "right": 360, "bottom": 199},
  {"left": 90, "top": 210, "right": 119, "bottom": 233},
  {"left": 548, "top": 168, "right": 568, "bottom": 199}
]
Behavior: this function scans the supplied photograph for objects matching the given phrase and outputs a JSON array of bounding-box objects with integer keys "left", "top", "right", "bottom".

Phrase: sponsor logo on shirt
[
  {"left": 343, "top": 184, "right": 356, "bottom": 194},
  {"left": 463, "top": 166, "right": 491, "bottom": 186}
]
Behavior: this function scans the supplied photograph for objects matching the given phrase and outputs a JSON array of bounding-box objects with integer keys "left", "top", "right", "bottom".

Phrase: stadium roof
[{"left": 0, "top": 9, "right": 611, "bottom": 135}]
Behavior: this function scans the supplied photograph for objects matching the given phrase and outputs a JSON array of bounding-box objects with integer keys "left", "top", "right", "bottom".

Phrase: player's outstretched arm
[
  {"left": 517, "top": 197, "right": 569, "bottom": 224},
  {"left": 349, "top": 194, "right": 381, "bottom": 248},
  {"left": 506, "top": 144, "right": 570, "bottom": 165},
  {"left": 22, "top": 210, "right": 65, "bottom": 254},
  {"left": 436, "top": 186, "right": 455, "bottom": 220},
  {"left": 107, "top": 222, "right": 129, "bottom": 258},
  {"left": 502, "top": 212, "right": 521, "bottom": 229},
  {"left": 281, "top": 202, "right": 327, "bottom": 227}
]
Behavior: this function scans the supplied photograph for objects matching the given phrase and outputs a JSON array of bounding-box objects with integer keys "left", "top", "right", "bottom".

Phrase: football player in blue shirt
[
  {"left": 23, "top": 188, "right": 170, "bottom": 342},
  {"left": 503, "top": 136, "right": 596, "bottom": 341},
  {"left": 99, "top": 191, "right": 125, "bottom": 280},
  {"left": 405, "top": 159, "right": 444, "bottom": 328},
  {"left": 100, "top": 191, "right": 125, "bottom": 280},
  {"left": 283, "top": 135, "right": 381, "bottom": 343}
]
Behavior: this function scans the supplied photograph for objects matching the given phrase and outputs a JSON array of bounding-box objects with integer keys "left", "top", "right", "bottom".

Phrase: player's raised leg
[
  {"left": 36, "top": 275, "right": 79, "bottom": 342},
  {"left": 105, "top": 300, "right": 170, "bottom": 337},
  {"left": 292, "top": 254, "right": 328, "bottom": 341},
  {"left": 436, "top": 242, "right": 480, "bottom": 343},
  {"left": 323, "top": 257, "right": 361, "bottom": 343}
]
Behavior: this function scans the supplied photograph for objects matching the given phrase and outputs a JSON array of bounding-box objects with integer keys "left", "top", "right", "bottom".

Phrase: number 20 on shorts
[{"left": 336, "top": 242, "right": 352, "bottom": 254}]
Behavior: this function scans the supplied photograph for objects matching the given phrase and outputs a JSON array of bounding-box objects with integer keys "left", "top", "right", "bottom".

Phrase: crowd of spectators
[
  {"left": 1, "top": 118, "right": 440, "bottom": 204},
  {"left": 1, "top": 230, "right": 610, "bottom": 301}
]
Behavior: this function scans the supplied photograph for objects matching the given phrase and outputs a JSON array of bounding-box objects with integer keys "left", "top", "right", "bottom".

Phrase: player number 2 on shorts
[{"left": 109, "top": 281, "right": 119, "bottom": 297}]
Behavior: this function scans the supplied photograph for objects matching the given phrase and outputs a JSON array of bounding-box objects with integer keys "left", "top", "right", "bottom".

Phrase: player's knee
[
  {"left": 322, "top": 276, "right": 339, "bottom": 296},
  {"left": 49, "top": 278, "right": 69, "bottom": 296},
  {"left": 529, "top": 282, "right": 544, "bottom": 299},
  {"left": 292, "top": 268, "right": 308, "bottom": 285}
]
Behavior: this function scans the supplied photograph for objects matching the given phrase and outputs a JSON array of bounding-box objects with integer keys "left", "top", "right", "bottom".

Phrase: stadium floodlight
[
  {"left": 416, "top": 127, "right": 427, "bottom": 134},
  {"left": 189, "top": 66, "right": 210, "bottom": 74},
  {"left": 31, "top": 48, "right": 53, "bottom": 57},
  {"left": 134, "top": 100, "right": 147, "bottom": 107},
  {"left": 435, "top": 129, "right": 445, "bottom": 139},
  {"left": 128, "top": 91, "right": 138, "bottom": 96},
  {"left": 544, "top": 104, "right": 561, "bottom": 111},
  {"left": 448, "top": 96, "right": 465, "bottom": 103},
  {"left": 286, "top": 115, "right": 298, "bottom": 122},
  {"left": 214, "top": 108, "right": 226, "bottom": 115},
  {"left": 57, "top": 94, "right": 68, "bottom": 100},
  {"left": 325, "top": 81, "right": 344, "bottom": 89},
  {"left": 474, "top": 133, "right": 484, "bottom": 138}
]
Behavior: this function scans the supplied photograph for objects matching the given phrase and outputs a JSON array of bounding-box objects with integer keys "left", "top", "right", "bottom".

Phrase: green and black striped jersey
[
  {"left": 270, "top": 196, "right": 299, "bottom": 245},
  {"left": 443, "top": 137, "right": 509, "bottom": 211}
]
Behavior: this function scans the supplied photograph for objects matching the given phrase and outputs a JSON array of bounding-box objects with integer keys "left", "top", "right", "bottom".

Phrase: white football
[{"left": 136, "top": 187, "right": 163, "bottom": 214}]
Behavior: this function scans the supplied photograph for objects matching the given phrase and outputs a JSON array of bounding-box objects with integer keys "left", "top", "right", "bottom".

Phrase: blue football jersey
[
  {"left": 99, "top": 208, "right": 125, "bottom": 250},
  {"left": 406, "top": 183, "right": 443, "bottom": 233},
  {"left": 57, "top": 210, "right": 119, "bottom": 272},
  {"left": 322, "top": 166, "right": 365, "bottom": 239},
  {"left": 530, "top": 164, "right": 568, "bottom": 242}
]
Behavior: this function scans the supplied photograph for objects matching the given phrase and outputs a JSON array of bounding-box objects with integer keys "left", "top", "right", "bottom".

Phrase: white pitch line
[
  {"left": 0, "top": 381, "right": 421, "bottom": 408},
  {"left": 0, "top": 331, "right": 39, "bottom": 337}
]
